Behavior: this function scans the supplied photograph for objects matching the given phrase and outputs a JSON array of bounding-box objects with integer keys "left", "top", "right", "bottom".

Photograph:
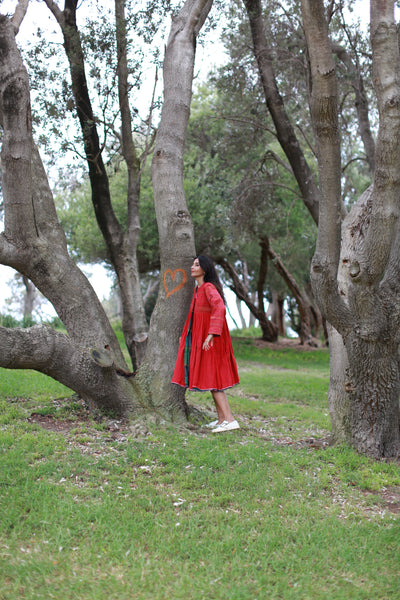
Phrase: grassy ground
[{"left": 1, "top": 337, "right": 400, "bottom": 599}]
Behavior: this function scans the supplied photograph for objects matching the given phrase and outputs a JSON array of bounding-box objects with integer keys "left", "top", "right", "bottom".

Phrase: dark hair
[{"left": 197, "top": 255, "right": 225, "bottom": 304}]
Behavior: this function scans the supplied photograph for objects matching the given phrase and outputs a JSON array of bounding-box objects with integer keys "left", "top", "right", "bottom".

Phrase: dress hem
[{"left": 172, "top": 381, "right": 239, "bottom": 392}]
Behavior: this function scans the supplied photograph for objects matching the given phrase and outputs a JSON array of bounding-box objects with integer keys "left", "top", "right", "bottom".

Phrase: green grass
[{"left": 0, "top": 339, "right": 400, "bottom": 599}]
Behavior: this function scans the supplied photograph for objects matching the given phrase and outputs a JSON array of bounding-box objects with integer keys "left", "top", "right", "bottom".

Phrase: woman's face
[{"left": 191, "top": 258, "right": 205, "bottom": 279}]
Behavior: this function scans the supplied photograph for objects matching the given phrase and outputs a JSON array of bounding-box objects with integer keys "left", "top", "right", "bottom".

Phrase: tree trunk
[
  {"left": 43, "top": 0, "right": 148, "bottom": 370},
  {"left": 301, "top": 0, "right": 400, "bottom": 457},
  {"left": 249, "top": 292, "right": 257, "bottom": 327},
  {"left": 22, "top": 275, "right": 35, "bottom": 322},
  {"left": 135, "top": 0, "right": 214, "bottom": 419},
  {"left": 115, "top": 0, "right": 148, "bottom": 366},
  {"left": 243, "top": 0, "right": 320, "bottom": 225},
  {"left": 0, "top": 324, "right": 143, "bottom": 416},
  {"left": 267, "top": 243, "right": 313, "bottom": 345},
  {"left": 327, "top": 324, "right": 351, "bottom": 444},
  {"left": 304, "top": 282, "right": 325, "bottom": 342},
  {"left": 0, "top": 13, "right": 142, "bottom": 416},
  {"left": 237, "top": 257, "right": 251, "bottom": 329},
  {"left": 236, "top": 296, "right": 247, "bottom": 329},
  {"left": 267, "top": 291, "right": 285, "bottom": 337}
]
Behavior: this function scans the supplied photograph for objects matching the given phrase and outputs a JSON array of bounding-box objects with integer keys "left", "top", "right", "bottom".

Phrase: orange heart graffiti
[{"left": 163, "top": 268, "right": 187, "bottom": 298}]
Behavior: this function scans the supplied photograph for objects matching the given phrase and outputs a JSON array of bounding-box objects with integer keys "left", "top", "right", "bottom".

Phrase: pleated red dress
[{"left": 172, "top": 282, "right": 239, "bottom": 391}]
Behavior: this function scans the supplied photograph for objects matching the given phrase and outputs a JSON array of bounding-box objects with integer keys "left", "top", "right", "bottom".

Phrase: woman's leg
[{"left": 211, "top": 390, "right": 235, "bottom": 423}]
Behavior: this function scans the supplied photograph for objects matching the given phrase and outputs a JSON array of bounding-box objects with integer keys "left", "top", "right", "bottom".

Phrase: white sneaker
[
  {"left": 204, "top": 419, "right": 219, "bottom": 428},
  {"left": 212, "top": 420, "right": 240, "bottom": 433}
]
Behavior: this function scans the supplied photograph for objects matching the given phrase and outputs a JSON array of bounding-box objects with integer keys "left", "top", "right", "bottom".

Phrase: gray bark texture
[
  {"left": 0, "top": 13, "right": 143, "bottom": 417},
  {"left": 22, "top": 275, "right": 35, "bottom": 321},
  {"left": 243, "top": 0, "right": 320, "bottom": 225},
  {"left": 135, "top": 0, "right": 214, "bottom": 419},
  {"left": 302, "top": 0, "right": 400, "bottom": 457},
  {"left": 43, "top": 0, "right": 148, "bottom": 371},
  {"left": 0, "top": 0, "right": 214, "bottom": 421}
]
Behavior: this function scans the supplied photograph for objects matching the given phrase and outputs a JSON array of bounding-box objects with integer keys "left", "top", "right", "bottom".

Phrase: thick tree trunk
[
  {"left": 327, "top": 325, "right": 351, "bottom": 444},
  {"left": 0, "top": 13, "right": 141, "bottom": 416},
  {"left": 136, "top": 0, "right": 214, "bottom": 419},
  {"left": 302, "top": 0, "right": 400, "bottom": 457},
  {"left": 267, "top": 291, "right": 285, "bottom": 337},
  {"left": 345, "top": 335, "right": 400, "bottom": 457},
  {"left": 0, "top": 325, "right": 143, "bottom": 416},
  {"left": 304, "top": 282, "right": 325, "bottom": 342}
]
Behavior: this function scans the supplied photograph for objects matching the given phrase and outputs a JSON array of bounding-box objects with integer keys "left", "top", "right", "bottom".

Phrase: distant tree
[{"left": 184, "top": 80, "right": 318, "bottom": 342}]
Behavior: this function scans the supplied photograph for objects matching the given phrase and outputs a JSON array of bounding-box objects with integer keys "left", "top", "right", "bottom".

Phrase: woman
[{"left": 172, "top": 255, "right": 240, "bottom": 433}]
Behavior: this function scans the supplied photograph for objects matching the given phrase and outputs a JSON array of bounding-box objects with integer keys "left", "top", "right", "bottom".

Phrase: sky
[{"left": 0, "top": 0, "right": 376, "bottom": 327}]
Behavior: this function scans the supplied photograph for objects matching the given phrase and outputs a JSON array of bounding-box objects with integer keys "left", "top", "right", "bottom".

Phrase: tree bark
[
  {"left": 136, "top": 0, "right": 214, "bottom": 419},
  {"left": 0, "top": 324, "right": 144, "bottom": 416},
  {"left": 301, "top": 0, "right": 400, "bottom": 457},
  {"left": 267, "top": 244, "right": 313, "bottom": 345},
  {"left": 22, "top": 275, "right": 35, "bottom": 322},
  {"left": 0, "top": 13, "right": 142, "bottom": 416},
  {"left": 267, "top": 291, "right": 285, "bottom": 337},
  {"left": 243, "top": 0, "right": 320, "bottom": 225},
  {"left": 43, "top": 0, "right": 148, "bottom": 370},
  {"left": 326, "top": 324, "right": 351, "bottom": 443},
  {"left": 236, "top": 296, "right": 247, "bottom": 329},
  {"left": 115, "top": 0, "right": 148, "bottom": 365}
]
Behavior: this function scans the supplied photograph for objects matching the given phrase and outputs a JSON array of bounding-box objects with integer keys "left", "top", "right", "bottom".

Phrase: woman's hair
[{"left": 197, "top": 255, "right": 226, "bottom": 304}]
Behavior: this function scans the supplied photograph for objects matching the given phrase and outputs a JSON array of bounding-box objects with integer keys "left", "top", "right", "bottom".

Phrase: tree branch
[
  {"left": 0, "top": 324, "right": 140, "bottom": 416},
  {"left": 243, "top": 0, "right": 320, "bottom": 225},
  {"left": 41, "top": 0, "right": 64, "bottom": 26},
  {"left": 301, "top": 0, "right": 352, "bottom": 334},
  {"left": 11, "top": 0, "right": 29, "bottom": 33},
  {"left": 217, "top": 255, "right": 278, "bottom": 341},
  {"left": 331, "top": 41, "right": 375, "bottom": 173},
  {"left": 267, "top": 243, "right": 313, "bottom": 344}
]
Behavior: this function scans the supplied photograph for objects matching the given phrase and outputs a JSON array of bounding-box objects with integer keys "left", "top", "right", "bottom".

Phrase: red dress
[{"left": 172, "top": 282, "right": 239, "bottom": 391}]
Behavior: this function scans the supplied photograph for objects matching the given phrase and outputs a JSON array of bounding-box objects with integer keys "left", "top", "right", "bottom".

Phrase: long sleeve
[{"left": 203, "top": 283, "right": 226, "bottom": 336}]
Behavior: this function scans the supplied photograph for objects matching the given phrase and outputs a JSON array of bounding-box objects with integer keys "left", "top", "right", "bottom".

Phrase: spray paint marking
[{"left": 163, "top": 269, "right": 187, "bottom": 298}]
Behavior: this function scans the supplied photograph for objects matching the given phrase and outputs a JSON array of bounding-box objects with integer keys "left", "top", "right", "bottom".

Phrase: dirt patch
[
  {"left": 27, "top": 413, "right": 78, "bottom": 433},
  {"left": 380, "top": 487, "right": 400, "bottom": 514},
  {"left": 27, "top": 409, "right": 143, "bottom": 440},
  {"left": 362, "top": 486, "right": 400, "bottom": 515},
  {"left": 253, "top": 337, "right": 326, "bottom": 351}
]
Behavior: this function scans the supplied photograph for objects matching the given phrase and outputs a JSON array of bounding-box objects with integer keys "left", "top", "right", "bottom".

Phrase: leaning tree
[{"left": 0, "top": 0, "right": 212, "bottom": 420}]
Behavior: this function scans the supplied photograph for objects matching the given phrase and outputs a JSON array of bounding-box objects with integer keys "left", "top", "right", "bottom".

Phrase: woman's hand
[{"left": 203, "top": 334, "right": 214, "bottom": 351}]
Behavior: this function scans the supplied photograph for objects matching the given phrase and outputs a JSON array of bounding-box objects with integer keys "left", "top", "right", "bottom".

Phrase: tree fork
[{"left": 44, "top": 0, "right": 148, "bottom": 370}]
